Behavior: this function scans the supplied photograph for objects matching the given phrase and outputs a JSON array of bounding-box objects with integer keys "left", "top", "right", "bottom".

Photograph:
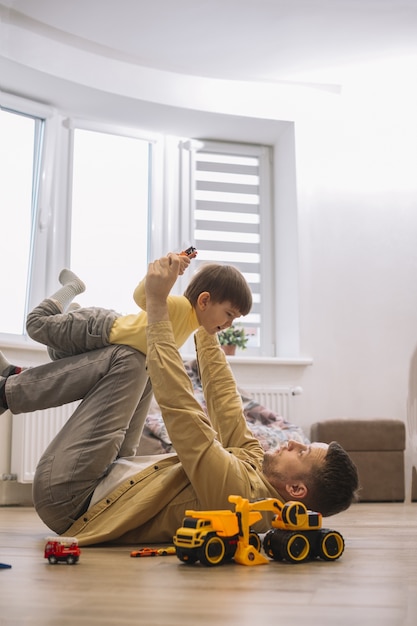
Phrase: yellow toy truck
[{"left": 173, "top": 495, "right": 344, "bottom": 566}]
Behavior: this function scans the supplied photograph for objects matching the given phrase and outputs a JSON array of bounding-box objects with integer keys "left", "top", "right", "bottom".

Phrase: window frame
[
  {"left": 0, "top": 93, "right": 56, "bottom": 345},
  {"left": 179, "top": 139, "right": 275, "bottom": 357},
  {"left": 0, "top": 94, "right": 301, "bottom": 361}
]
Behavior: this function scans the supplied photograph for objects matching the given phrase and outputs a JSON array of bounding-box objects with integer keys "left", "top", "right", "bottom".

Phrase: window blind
[{"left": 188, "top": 141, "right": 272, "bottom": 352}]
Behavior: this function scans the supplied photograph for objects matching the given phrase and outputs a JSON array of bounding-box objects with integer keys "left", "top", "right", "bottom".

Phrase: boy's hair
[
  {"left": 303, "top": 442, "right": 359, "bottom": 517},
  {"left": 184, "top": 263, "right": 252, "bottom": 316}
]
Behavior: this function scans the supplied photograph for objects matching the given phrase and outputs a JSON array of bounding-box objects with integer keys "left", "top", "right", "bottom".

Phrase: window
[
  {"left": 0, "top": 96, "right": 277, "bottom": 358},
  {"left": 0, "top": 105, "right": 44, "bottom": 335},
  {"left": 181, "top": 141, "right": 273, "bottom": 355},
  {"left": 70, "top": 128, "right": 150, "bottom": 314}
]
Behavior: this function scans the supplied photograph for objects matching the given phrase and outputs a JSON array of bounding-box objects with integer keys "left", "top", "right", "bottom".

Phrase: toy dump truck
[
  {"left": 44, "top": 537, "right": 81, "bottom": 565},
  {"left": 174, "top": 495, "right": 344, "bottom": 566}
]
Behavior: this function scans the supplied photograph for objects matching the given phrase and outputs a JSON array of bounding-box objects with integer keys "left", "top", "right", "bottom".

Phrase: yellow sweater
[{"left": 108, "top": 279, "right": 199, "bottom": 352}]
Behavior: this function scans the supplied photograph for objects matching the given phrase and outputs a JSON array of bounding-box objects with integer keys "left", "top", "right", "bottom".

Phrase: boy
[
  {"left": 1, "top": 252, "right": 252, "bottom": 456},
  {"left": 25, "top": 252, "right": 253, "bottom": 361}
]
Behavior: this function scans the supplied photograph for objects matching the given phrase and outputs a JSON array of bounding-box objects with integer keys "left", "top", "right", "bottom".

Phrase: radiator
[
  {"left": 11, "top": 402, "right": 80, "bottom": 483},
  {"left": 241, "top": 386, "right": 302, "bottom": 421}
]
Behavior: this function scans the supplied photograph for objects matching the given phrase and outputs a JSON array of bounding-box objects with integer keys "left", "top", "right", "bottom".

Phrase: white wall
[
  {"left": 1, "top": 18, "right": 417, "bottom": 498},
  {"left": 298, "top": 79, "right": 417, "bottom": 427}
]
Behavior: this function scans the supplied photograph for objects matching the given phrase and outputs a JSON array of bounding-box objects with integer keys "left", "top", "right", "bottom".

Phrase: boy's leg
[
  {"left": 26, "top": 300, "right": 118, "bottom": 359},
  {"left": 0, "top": 351, "right": 23, "bottom": 377},
  {"left": 5, "top": 345, "right": 150, "bottom": 534},
  {"left": 44, "top": 268, "right": 84, "bottom": 358},
  {"left": 26, "top": 267, "right": 115, "bottom": 359},
  {"left": 49, "top": 268, "right": 86, "bottom": 311},
  {"left": 47, "top": 302, "right": 82, "bottom": 360}
]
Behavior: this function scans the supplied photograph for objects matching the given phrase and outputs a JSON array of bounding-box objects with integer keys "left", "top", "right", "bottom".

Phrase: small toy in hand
[
  {"left": 179, "top": 246, "right": 198, "bottom": 259},
  {"left": 130, "top": 546, "right": 176, "bottom": 557}
]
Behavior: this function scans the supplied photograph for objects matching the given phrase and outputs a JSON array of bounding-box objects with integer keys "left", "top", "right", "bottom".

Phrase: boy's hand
[{"left": 146, "top": 255, "right": 181, "bottom": 323}]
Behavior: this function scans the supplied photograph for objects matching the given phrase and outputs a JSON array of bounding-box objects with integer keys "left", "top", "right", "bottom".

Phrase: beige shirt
[{"left": 66, "top": 324, "right": 281, "bottom": 546}]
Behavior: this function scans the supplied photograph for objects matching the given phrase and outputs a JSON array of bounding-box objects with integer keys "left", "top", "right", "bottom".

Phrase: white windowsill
[
  {"left": 181, "top": 353, "right": 313, "bottom": 367},
  {"left": 0, "top": 334, "right": 44, "bottom": 352},
  {"left": 1, "top": 336, "right": 313, "bottom": 368}
]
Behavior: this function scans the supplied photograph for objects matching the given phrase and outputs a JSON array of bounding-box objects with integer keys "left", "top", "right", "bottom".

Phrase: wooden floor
[{"left": 0, "top": 503, "right": 416, "bottom": 626}]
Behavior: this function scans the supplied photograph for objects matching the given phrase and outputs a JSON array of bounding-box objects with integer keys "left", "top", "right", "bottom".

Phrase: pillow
[{"left": 238, "top": 388, "right": 310, "bottom": 451}]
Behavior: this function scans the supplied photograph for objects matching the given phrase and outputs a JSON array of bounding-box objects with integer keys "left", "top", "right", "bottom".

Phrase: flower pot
[{"left": 221, "top": 345, "right": 236, "bottom": 356}]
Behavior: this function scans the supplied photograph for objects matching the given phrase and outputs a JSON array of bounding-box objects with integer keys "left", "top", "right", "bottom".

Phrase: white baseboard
[{"left": 0, "top": 479, "right": 33, "bottom": 506}]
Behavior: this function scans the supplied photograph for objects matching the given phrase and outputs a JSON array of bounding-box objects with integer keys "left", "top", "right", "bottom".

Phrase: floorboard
[{"left": 0, "top": 503, "right": 416, "bottom": 625}]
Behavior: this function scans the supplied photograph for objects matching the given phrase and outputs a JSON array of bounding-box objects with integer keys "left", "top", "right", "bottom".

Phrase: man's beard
[{"left": 262, "top": 452, "right": 285, "bottom": 486}]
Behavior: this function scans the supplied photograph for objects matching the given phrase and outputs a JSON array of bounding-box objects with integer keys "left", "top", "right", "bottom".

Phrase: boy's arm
[{"left": 133, "top": 278, "right": 147, "bottom": 310}]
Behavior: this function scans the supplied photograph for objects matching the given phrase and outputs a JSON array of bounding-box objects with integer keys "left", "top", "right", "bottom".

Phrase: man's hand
[
  {"left": 178, "top": 254, "right": 191, "bottom": 276},
  {"left": 145, "top": 254, "right": 181, "bottom": 324}
]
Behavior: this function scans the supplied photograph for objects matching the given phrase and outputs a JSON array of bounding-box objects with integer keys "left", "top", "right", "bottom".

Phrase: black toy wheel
[
  {"left": 200, "top": 535, "right": 226, "bottom": 566},
  {"left": 48, "top": 555, "right": 57, "bottom": 564},
  {"left": 263, "top": 530, "right": 310, "bottom": 562},
  {"left": 248, "top": 531, "right": 262, "bottom": 552},
  {"left": 317, "top": 530, "right": 344, "bottom": 561},
  {"left": 175, "top": 548, "right": 198, "bottom": 565},
  {"left": 282, "top": 532, "right": 310, "bottom": 563},
  {"left": 263, "top": 530, "right": 280, "bottom": 560}
]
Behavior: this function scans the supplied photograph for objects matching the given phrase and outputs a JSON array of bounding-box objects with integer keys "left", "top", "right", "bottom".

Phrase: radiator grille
[
  {"left": 241, "top": 386, "right": 300, "bottom": 420},
  {"left": 11, "top": 402, "right": 80, "bottom": 483}
]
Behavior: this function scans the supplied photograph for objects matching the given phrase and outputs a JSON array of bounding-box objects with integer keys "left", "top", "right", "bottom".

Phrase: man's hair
[
  {"left": 184, "top": 263, "right": 252, "bottom": 316},
  {"left": 303, "top": 442, "right": 359, "bottom": 517}
]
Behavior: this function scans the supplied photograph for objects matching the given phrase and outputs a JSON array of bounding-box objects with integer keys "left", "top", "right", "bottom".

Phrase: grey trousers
[
  {"left": 26, "top": 299, "right": 119, "bottom": 359},
  {"left": 5, "top": 345, "right": 151, "bottom": 534}
]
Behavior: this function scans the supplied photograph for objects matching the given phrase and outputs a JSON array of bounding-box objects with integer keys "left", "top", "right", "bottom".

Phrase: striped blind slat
[{"left": 192, "top": 145, "right": 263, "bottom": 345}]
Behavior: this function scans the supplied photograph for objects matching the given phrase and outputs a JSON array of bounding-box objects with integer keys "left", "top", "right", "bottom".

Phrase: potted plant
[{"left": 217, "top": 323, "right": 249, "bottom": 355}]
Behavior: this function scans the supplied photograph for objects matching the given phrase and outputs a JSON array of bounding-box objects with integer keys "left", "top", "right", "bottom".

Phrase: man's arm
[
  {"left": 145, "top": 255, "right": 266, "bottom": 510},
  {"left": 133, "top": 253, "right": 189, "bottom": 310},
  {"left": 145, "top": 254, "right": 181, "bottom": 323}
]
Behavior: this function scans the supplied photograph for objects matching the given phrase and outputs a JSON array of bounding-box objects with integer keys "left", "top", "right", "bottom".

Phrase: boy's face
[{"left": 196, "top": 294, "right": 241, "bottom": 335}]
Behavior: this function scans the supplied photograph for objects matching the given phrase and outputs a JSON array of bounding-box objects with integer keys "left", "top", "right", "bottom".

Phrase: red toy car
[{"left": 44, "top": 537, "right": 81, "bottom": 565}]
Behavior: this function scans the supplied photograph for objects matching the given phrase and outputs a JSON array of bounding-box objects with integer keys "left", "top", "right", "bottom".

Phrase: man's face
[{"left": 262, "top": 440, "right": 329, "bottom": 494}]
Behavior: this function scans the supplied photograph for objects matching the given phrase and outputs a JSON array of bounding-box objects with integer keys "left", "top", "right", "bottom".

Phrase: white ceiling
[
  {"left": 2, "top": 0, "right": 417, "bottom": 87},
  {"left": 1, "top": 0, "right": 416, "bottom": 142}
]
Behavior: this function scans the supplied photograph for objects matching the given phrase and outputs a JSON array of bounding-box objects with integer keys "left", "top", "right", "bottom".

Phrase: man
[{"left": 0, "top": 255, "right": 358, "bottom": 545}]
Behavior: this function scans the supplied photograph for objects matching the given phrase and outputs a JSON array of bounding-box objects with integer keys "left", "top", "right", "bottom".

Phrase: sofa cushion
[
  {"left": 310, "top": 418, "right": 406, "bottom": 502},
  {"left": 310, "top": 419, "right": 405, "bottom": 451}
]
